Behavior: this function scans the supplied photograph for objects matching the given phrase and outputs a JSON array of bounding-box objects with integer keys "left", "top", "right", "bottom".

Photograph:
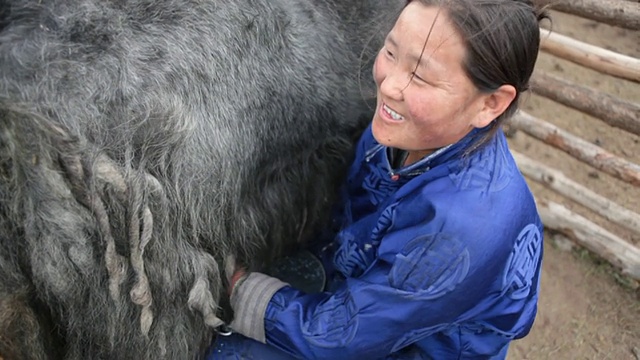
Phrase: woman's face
[{"left": 371, "top": 3, "right": 495, "bottom": 160}]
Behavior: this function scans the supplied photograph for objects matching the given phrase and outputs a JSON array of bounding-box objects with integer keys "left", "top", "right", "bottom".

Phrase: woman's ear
[{"left": 471, "top": 84, "right": 517, "bottom": 128}]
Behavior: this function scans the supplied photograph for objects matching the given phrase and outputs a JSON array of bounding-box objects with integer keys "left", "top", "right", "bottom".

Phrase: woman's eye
[
  {"left": 385, "top": 49, "right": 394, "bottom": 58},
  {"left": 411, "top": 72, "right": 426, "bottom": 83}
]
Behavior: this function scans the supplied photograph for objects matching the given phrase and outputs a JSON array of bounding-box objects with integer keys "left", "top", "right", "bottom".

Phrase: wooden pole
[
  {"left": 539, "top": 28, "right": 640, "bottom": 83},
  {"left": 530, "top": 71, "right": 640, "bottom": 136},
  {"left": 510, "top": 111, "right": 640, "bottom": 186},
  {"left": 538, "top": 200, "right": 640, "bottom": 281},
  {"left": 533, "top": 0, "right": 640, "bottom": 31},
  {"left": 512, "top": 151, "right": 640, "bottom": 235}
]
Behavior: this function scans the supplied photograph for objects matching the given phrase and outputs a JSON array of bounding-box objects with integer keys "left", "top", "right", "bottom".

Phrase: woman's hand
[{"left": 229, "top": 268, "right": 247, "bottom": 296}]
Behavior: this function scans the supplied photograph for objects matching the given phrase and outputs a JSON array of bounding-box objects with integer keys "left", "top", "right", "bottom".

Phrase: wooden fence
[{"left": 511, "top": 0, "right": 640, "bottom": 282}]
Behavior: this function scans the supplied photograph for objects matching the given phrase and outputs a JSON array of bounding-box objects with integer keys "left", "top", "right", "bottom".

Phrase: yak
[{"left": 0, "top": 0, "right": 404, "bottom": 358}]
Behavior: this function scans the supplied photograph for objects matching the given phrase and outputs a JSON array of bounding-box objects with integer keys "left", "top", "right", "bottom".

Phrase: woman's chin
[{"left": 371, "top": 117, "right": 401, "bottom": 147}]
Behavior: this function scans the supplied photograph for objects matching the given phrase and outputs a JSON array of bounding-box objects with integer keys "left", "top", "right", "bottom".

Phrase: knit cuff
[{"left": 229, "top": 272, "right": 288, "bottom": 343}]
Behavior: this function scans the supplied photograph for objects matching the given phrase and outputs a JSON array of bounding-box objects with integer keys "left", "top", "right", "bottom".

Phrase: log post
[
  {"left": 510, "top": 111, "right": 640, "bottom": 186},
  {"left": 538, "top": 200, "right": 640, "bottom": 281},
  {"left": 530, "top": 71, "right": 640, "bottom": 136},
  {"left": 512, "top": 151, "right": 640, "bottom": 235},
  {"left": 533, "top": 0, "right": 640, "bottom": 31},
  {"left": 539, "top": 28, "right": 640, "bottom": 83}
]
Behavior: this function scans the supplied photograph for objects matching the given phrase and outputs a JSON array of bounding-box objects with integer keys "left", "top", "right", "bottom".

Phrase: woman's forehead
[
  {"left": 388, "top": 5, "right": 466, "bottom": 70},
  {"left": 392, "top": 5, "right": 461, "bottom": 46}
]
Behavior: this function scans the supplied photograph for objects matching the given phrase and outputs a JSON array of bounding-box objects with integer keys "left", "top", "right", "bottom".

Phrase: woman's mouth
[{"left": 381, "top": 103, "right": 404, "bottom": 121}]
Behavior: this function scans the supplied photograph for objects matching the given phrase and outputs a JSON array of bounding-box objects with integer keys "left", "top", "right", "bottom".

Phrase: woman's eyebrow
[
  {"left": 386, "top": 34, "right": 431, "bottom": 70},
  {"left": 386, "top": 34, "right": 398, "bottom": 48}
]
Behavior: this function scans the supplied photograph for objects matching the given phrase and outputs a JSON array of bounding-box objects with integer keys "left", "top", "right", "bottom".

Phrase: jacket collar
[{"left": 366, "top": 126, "right": 492, "bottom": 179}]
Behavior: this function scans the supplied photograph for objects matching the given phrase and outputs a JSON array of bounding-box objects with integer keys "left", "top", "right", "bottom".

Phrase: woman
[{"left": 210, "top": 0, "right": 547, "bottom": 358}]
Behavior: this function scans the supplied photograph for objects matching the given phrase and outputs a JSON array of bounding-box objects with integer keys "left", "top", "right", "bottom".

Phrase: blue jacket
[{"left": 218, "top": 125, "right": 543, "bottom": 359}]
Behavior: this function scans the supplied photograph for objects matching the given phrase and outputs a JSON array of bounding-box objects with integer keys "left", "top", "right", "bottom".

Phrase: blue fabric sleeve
[{"left": 261, "top": 233, "right": 494, "bottom": 360}]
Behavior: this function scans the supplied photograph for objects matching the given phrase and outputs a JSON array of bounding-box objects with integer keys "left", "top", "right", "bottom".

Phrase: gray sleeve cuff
[{"left": 229, "top": 272, "right": 288, "bottom": 343}]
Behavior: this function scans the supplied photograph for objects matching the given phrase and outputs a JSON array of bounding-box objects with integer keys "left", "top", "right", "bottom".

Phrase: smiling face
[{"left": 371, "top": 3, "right": 502, "bottom": 163}]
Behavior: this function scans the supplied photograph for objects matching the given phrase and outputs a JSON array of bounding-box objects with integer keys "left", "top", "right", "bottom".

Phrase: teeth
[{"left": 383, "top": 104, "right": 404, "bottom": 120}]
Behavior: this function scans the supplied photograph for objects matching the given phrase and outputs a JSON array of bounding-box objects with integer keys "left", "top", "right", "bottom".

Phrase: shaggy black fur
[{"left": 0, "top": 0, "right": 402, "bottom": 358}]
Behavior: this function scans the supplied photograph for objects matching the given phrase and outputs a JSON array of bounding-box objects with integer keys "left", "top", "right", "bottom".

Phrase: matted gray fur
[{"left": 0, "top": 0, "right": 404, "bottom": 358}]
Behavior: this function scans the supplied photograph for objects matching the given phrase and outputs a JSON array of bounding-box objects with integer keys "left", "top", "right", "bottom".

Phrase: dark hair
[{"left": 410, "top": 0, "right": 549, "bottom": 149}]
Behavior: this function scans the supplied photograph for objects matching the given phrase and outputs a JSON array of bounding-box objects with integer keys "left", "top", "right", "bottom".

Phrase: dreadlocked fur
[{"left": 0, "top": 0, "right": 403, "bottom": 358}]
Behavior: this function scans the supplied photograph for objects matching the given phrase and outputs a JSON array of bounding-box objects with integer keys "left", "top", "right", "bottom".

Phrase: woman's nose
[{"left": 378, "top": 69, "right": 406, "bottom": 101}]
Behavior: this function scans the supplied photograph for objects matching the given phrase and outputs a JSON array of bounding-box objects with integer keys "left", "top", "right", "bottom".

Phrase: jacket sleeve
[{"left": 229, "top": 232, "right": 501, "bottom": 360}]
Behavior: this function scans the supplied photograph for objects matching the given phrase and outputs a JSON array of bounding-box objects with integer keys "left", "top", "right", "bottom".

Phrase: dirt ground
[{"left": 505, "top": 10, "right": 640, "bottom": 360}]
